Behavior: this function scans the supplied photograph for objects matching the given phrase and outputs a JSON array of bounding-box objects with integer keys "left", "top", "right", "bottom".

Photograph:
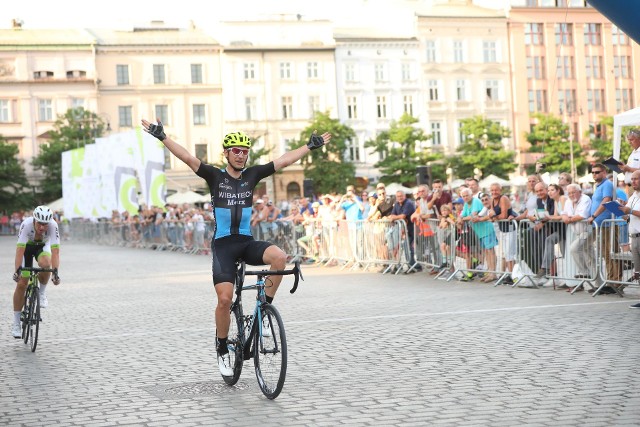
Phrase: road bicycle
[
  {"left": 222, "top": 260, "right": 303, "bottom": 399},
  {"left": 20, "top": 267, "right": 55, "bottom": 352}
]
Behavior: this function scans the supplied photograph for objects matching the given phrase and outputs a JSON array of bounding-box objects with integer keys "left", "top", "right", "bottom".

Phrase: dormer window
[
  {"left": 66, "top": 70, "right": 87, "bottom": 78},
  {"left": 33, "top": 70, "right": 54, "bottom": 79}
]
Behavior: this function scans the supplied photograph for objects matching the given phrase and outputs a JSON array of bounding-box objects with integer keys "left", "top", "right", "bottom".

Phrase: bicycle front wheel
[
  {"left": 223, "top": 304, "right": 244, "bottom": 385},
  {"left": 26, "top": 287, "right": 40, "bottom": 352},
  {"left": 253, "top": 304, "right": 287, "bottom": 399}
]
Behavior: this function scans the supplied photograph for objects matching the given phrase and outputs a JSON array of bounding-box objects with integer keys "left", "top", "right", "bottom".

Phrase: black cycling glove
[
  {"left": 146, "top": 120, "right": 167, "bottom": 141},
  {"left": 13, "top": 268, "right": 21, "bottom": 282},
  {"left": 307, "top": 132, "right": 325, "bottom": 150}
]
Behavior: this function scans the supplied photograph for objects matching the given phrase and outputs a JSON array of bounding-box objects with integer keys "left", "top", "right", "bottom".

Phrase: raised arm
[
  {"left": 141, "top": 119, "right": 201, "bottom": 173},
  {"left": 273, "top": 131, "right": 331, "bottom": 172}
]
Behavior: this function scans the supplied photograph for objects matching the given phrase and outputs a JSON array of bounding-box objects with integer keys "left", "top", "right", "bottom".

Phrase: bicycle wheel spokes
[
  {"left": 222, "top": 305, "right": 244, "bottom": 385},
  {"left": 254, "top": 304, "right": 287, "bottom": 399},
  {"left": 22, "top": 296, "right": 31, "bottom": 344}
]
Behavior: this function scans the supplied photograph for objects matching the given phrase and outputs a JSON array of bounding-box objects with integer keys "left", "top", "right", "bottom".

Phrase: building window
[
  {"left": 401, "top": 63, "right": 412, "bottom": 81},
  {"left": 308, "top": 96, "right": 320, "bottom": 118},
  {"left": 403, "top": 95, "right": 414, "bottom": 116},
  {"left": 195, "top": 144, "right": 208, "bottom": 162},
  {"left": 116, "top": 65, "right": 129, "bottom": 85},
  {"left": 587, "top": 89, "right": 605, "bottom": 112},
  {"left": 528, "top": 90, "right": 547, "bottom": 113},
  {"left": 281, "top": 96, "right": 293, "bottom": 119},
  {"left": 584, "top": 23, "right": 601, "bottom": 45},
  {"left": 345, "top": 64, "right": 355, "bottom": 82},
  {"left": 192, "top": 104, "right": 206, "bottom": 125},
  {"left": 485, "top": 80, "right": 500, "bottom": 101},
  {"left": 346, "top": 96, "right": 358, "bottom": 119},
  {"left": 425, "top": 40, "right": 436, "bottom": 63},
  {"left": 307, "top": 62, "right": 318, "bottom": 79},
  {"left": 155, "top": 105, "right": 169, "bottom": 125},
  {"left": 66, "top": 70, "right": 86, "bottom": 79},
  {"left": 243, "top": 63, "right": 256, "bottom": 80},
  {"left": 191, "top": 64, "right": 203, "bottom": 84},
  {"left": 555, "top": 23, "right": 573, "bottom": 45},
  {"left": 428, "top": 80, "right": 439, "bottom": 101},
  {"left": 38, "top": 99, "right": 53, "bottom": 121},
  {"left": 612, "top": 25, "right": 628, "bottom": 45},
  {"left": 431, "top": 122, "right": 442, "bottom": 145},
  {"left": 374, "top": 63, "right": 387, "bottom": 81},
  {"left": 118, "top": 106, "right": 132, "bottom": 127},
  {"left": 279, "top": 62, "right": 292, "bottom": 79},
  {"left": 616, "top": 89, "right": 634, "bottom": 112},
  {"left": 614, "top": 56, "right": 631, "bottom": 78},
  {"left": 153, "top": 64, "right": 166, "bottom": 84},
  {"left": 525, "top": 23, "right": 544, "bottom": 45},
  {"left": 453, "top": 40, "right": 464, "bottom": 63},
  {"left": 483, "top": 41, "right": 497, "bottom": 63},
  {"left": 245, "top": 97, "right": 256, "bottom": 120},
  {"left": 558, "top": 89, "right": 576, "bottom": 114},
  {"left": 376, "top": 95, "right": 387, "bottom": 119},
  {"left": 526, "top": 56, "right": 546, "bottom": 79},
  {"left": 346, "top": 138, "right": 360, "bottom": 162},
  {"left": 0, "top": 99, "right": 10, "bottom": 122},
  {"left": 33, "top": 70, "right": 53, "bottom": 79},
  {"left": 70, "top": 98, "right": 85, "bottom": 110},
  {"left": 456, "top": 80, "right": 466, "bottom": 101},
  {"left": 555, "top": 56, "right": 574, "bottom": 79},
  {"left": 585, "top": 56, "right": 603, "bottom": 79},
  {"left": 457, "top": 122, "right": 466, "bottom": 146}
]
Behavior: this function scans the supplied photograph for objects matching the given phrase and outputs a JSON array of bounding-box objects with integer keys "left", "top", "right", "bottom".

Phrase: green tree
[
  {"left": 289, "top": 111, "right": 356, "bottom": 195},
  {"left": 31, "top": 108, "right": 106, "bottom": 202},
  {"left": 446, "top": 116, "right": 515, "bottom": 180},
  {"left": 589, "top": 116, "right": 633, "bottom": 164},
  {"left": 525, "top": 113, "right": 588, "bottom": 175},
  {"left": 365, "top": 113, "right": 443, "bottom": 186},
  {"left": 0, "top": 134, "right": 32, "bottom": 211}
]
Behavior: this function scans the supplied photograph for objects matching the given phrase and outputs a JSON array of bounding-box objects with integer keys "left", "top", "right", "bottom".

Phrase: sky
[{"left": 2, "top": 0, "right": 509, "bottom": 32}]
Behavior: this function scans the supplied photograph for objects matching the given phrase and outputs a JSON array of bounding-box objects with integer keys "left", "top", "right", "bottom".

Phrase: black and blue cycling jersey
[{"left": 196, "top": 162, "right": 275, "bottom": 240}]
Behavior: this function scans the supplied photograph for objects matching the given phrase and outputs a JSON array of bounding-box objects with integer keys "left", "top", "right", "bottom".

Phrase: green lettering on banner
[
  {"left": 150, "top": 173, "right": 166, "bottom": 208},
  {"left": 71, "top": 148, "right": 85, "bottom": 177},
  {"left": 119, "top": 177, "right": 138, "bottom": 215}
]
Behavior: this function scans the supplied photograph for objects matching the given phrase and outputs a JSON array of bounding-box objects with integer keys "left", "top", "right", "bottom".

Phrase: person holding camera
[{"left": 426, "top": 179, "right": 452, "bottom": 216}]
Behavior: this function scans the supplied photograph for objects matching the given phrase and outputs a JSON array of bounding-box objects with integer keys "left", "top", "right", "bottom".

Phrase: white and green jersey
[{"left": 16, "top": 217, "right": 60, "bottom": 251}]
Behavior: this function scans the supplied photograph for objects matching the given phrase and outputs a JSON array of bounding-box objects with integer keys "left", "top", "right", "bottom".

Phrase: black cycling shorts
[{"left": 211, "top": 235, "right": 272, "bottom": 285}]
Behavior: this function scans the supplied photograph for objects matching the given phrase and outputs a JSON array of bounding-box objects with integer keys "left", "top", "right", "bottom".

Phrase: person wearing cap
[
  {"left": 363, "top": 191, "right": 377, "bottom": 218},
  {"left": 141, "top": 117, "right": 332, "bottom": 378}
]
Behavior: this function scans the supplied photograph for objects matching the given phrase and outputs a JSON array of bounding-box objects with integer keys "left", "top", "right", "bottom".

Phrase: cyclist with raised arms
[
  {"left": 11, "top": 206, "right": 61, "bottom": 338},
  {"left": 141, "top": 118, "right": 331, "bottom": 376}
]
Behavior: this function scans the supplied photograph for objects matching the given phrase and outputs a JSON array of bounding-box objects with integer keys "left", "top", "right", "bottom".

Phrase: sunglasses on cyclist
[{"left": 228, "top": 147, "right": 249, "bottom": 156}]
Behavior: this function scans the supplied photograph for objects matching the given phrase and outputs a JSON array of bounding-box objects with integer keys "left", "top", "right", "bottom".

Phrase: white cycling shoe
[
  {"left": 11, "top": 323, "right": 21, "bottom": 339},
  {"left": 39, "top": 293, "right": 48, "bottom": 308},
  {"left": 217, "top": 352, "right": 233, "bottom": 377}
]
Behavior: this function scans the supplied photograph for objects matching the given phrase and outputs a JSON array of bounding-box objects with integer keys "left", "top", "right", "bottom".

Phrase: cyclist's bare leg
[
  {"left": 13, "top": 277, "right": 29, "bottom": 311},
  {"left": 37, "top": 254, "right": 52, "bottom": 285},
  {"left": 214, "top": 282, "right": 234, "bottom": 339},
  {"left": 262, "top": 245, "right": 287, "bottom": 299}
]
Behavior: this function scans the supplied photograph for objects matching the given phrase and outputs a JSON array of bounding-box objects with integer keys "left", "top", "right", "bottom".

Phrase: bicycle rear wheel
[
  {"left": 222, "top": 303, "right": 244, "bottom": 385},
  {"left": 253, "top": 304, "right": 287, "bottom": 399},
  {"left": 25, "top": 287, "right": 40, "bottom": 352}
]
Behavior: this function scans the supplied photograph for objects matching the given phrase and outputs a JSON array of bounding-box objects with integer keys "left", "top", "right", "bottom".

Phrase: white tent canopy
[
  {"left": 385, "top": 183, "right": 414, "bottom": 195},
  {"left": 166, "top": 190, "right": 208, "bottom": 204},
  {"left": 479, "top": 174, "right": 509, "bottom": 189},
  {"left": 46, "top": 197, "right": 64, "bottom": 212},
  {"left": 613, "top": 106, "right": 640, "bottom": 159}
]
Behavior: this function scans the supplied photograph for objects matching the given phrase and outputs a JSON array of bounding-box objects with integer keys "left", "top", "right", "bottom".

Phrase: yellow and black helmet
[{"left": 223, "top": 131, "right": 252, "bottom": 149}]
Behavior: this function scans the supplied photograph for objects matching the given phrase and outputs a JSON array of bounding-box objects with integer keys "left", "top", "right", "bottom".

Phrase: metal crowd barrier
[{"left": 68, "top": 216, "right": 638, "bottom": 298}]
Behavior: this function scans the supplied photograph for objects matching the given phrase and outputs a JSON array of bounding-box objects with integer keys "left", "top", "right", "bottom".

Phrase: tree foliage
[
  {"left": 0, "top": 134, "right": 32, "bottom": 211},
  {"left": 446, "top": 116, "right": 516, "bottom": 180},
  {"left": 589, "top": 115, "right": 633, "bottom": 164},
  {"left": 525, "top": 113, "right": 588, "bottom": 175},
  {"left": 365, "top": 113, "right": 443, "bottom": 186},
  {"left": 289, "top": 111, "right": 356, "bottom": 195},
  {"left": 31, "top": 108, "right": 106, "bottom": 202}
]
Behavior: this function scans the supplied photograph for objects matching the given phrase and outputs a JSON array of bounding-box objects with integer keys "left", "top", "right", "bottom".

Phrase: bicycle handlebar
[
  {"left": 244, "top": 260, "right": 304, "bottom": 294},
  {"left": 19, "top": 267, "right": 57, "bottom": 273}
]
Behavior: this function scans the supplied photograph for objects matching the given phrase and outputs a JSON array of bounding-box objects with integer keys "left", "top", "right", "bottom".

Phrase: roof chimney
[{"left": 12, "top": 19, "right": 23, "bottom": 29}]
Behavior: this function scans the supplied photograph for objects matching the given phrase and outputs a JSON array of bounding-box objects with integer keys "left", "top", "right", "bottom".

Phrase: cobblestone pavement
[{"left": 1, "top": 235, "right": 640, "bottom": 426}]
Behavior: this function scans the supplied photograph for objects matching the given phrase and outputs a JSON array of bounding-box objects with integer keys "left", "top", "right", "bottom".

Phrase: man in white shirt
[
  {"left": 619, "top": 170, "right": 640, "bottom": 308},
  {"left": 622, "top": 129, "right": 640, "bottom": 189},
  {"left": 562, "top": 183, "right": 593, "bottom": 288}
]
